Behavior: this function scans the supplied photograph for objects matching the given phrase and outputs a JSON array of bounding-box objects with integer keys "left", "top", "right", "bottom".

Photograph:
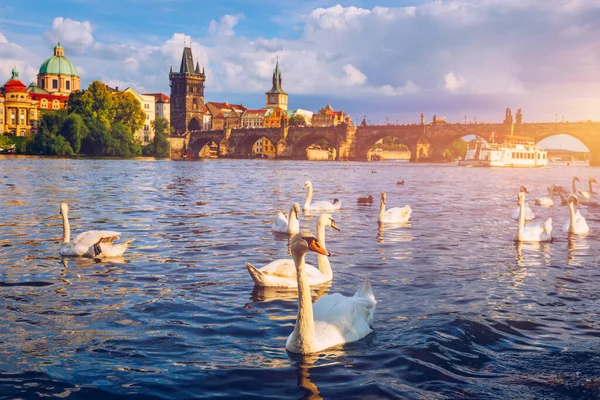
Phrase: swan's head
[
  {"left": 381, "top": 192, "right": 387, "bottom": 205},
  {"left": 60, "top": 202, "right": 69, "bottom": 215},
  {"left": 568, "top": 194, "right": 581, "bottom": 206},
  {"left": 574, "top": 176, "right": 580, "bottom": 182},
  {"left": 517, "top": 191, "right": 526, "bottom": 203},
  {"left": 332, "top": 198, "right": 339, "bottom": 204},
  {"left": 291, "top": 230, "right": 330, "bottom": 257},
  {"left": 590, "top": 178, "right": 598, "bottom": 184},
  {"left": 319, "top": 214, "right": 340, "bottom": 231},
  {"left": 303, "top": 180, "right": 312, "bottom": 190},
  {"left": 293, "top": 203, "right": 300, "bottom": 217},
  {"left": 519, "top": 185, "right": 529, "bottom": 194}
]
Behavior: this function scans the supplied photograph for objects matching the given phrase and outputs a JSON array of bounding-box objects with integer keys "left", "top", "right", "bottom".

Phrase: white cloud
[
  {"left": 342, "top": 64, "right": 367, "bottom": 85},
  {"left": 208, "top": 14, "right": 242, "bottom": 37},
  {"left": 444, "top": 71, "right": 465, "bottom": 92},
  {"left": 49, "top": 17, "right": 94, "bottom": 52}
]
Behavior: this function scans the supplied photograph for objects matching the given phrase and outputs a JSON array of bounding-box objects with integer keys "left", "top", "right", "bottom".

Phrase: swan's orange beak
[
  {"left": 330, "top": 219, "right": 340, "bottom": 231},
  {"left": 308, "top": 238, "right": 330, "bottom": 256}
]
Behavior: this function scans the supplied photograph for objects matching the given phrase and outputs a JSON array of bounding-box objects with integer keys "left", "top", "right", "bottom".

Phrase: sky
[{"left": 1, "top": 0, "right": 599, "bottom": 151}]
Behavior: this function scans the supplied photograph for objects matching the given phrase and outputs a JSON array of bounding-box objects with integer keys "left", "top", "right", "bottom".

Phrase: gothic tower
[
  {"left": 170, "top": 45, "right": 206, "bottom": 135},
  {"left": 265, "top": 60, "right": 288, "bottom": 111}
]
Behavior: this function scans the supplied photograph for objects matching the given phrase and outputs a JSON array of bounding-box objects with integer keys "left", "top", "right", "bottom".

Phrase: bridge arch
[
  {"left": 231, "top": 131, "right": 282, "bottom": 158},
  {"left": 354, "top": 126, "right": 423, "bottom": 161},
  {"left": 289, "top": 128, "right": 339, "bottom": 159},
  {"left": 188, "top": 137, "right": 219, "bottom": 157}
]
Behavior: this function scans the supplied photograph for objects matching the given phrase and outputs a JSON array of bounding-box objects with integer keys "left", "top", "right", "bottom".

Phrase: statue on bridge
[
  {"left": 360, "top": 116, "right": 367, "bottom": 126},
  {"left": 420, "top": 113, "right": 424, "bottom": 125},
  {"left": 504, "top": 108, "right": 513, "bottom": 125},
  {"left": 516, "top": 108, "right": 522, "bottom": 124}
]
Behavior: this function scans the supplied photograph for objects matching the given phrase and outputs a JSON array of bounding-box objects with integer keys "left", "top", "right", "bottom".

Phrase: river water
[{"left": 1, "top": 157, "right": 599, "bottom": 399}]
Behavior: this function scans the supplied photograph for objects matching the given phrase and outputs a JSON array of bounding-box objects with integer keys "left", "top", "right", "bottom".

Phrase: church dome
[{"left": 38, "top": 43, "right": 79, "bottom": 77}]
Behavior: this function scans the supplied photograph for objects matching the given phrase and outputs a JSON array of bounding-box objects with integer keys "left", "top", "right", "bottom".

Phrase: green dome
[{"left": 38, "top": 53, "right": 79, "bottom": 77}]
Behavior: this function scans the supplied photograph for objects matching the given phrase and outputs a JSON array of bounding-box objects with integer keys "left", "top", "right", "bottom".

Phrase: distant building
[
  {"left": 252, "top": 137, "right": 276, "bottom": 158},
  {"left": 264, "top": 107, "right": 287, "bottom": 128},
  {"left": 144, "top": 93, "right": 171, "bottom": 124},
  {"left": 202, "top": 105, "right": 211, "bottom": 131},
  {"left": 169, "top": 45, "right": 206, "bottom": 135},
  {"left": 241, "top": 109, "right": 267, "bottom": 128},
  {"left": 0, "top": 67, "right": 39, "bottom": 137},
  {"left": 37, "top": 42, "right": 81, "bottom": 95},
  {"left": 286, "top": 108, "right": 313, "bottom": 126},
  {"left": 124, "top": 87, "right": 156, "bottom": 145},
  {"left": 265, "top": 60, "right": 288, "bottom": 111},
  {"left": 206, "top": 101, "right": 245, "bottom": 130},
  {"left": 312, "top": 104, "right": 351, "bottom": 127}
]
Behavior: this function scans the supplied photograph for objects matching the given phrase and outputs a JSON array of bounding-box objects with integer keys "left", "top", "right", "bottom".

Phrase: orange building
[
  {"left": 311, "top": 104, "right": 352, "bottom": 127},
  {"left": 0, "top": 67, "right": 39, "bottom": 137}
]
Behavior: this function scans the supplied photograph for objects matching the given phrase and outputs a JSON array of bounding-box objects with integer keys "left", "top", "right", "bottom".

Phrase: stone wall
[{"left": 168, "top": 136, "right": 188, "bottom": 158}]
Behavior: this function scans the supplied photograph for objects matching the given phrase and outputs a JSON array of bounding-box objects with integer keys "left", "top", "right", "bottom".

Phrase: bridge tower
[
  {"left": 265, "top": 60, "right": 288, "bottom": 111},
  {"left": 170, "top": 45, "right": 206, "bottom": 135}
]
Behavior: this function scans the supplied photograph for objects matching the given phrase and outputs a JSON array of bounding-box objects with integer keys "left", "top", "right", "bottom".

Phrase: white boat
[{"left": 458, "top": 134, "right": 548, "bottom": 168}]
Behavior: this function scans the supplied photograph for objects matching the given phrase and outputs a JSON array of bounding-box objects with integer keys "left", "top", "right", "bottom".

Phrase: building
[
  {"left": 0, "top": 67, "right": 39, "bottom": 137},
  {"left": 265, "top": 60, "right": 288, "bottom": 111},
  {"left": 206, "top": 102, "right": 245, "bottom": 130},
  {"left": 144, "top": 93, "right": 170, "bottom": 124},
  {"left": 27, "top": 83, "right": 67, "bottom": 111},
  {"left": 202, "top": 105, "right": 211, "bottom": 131},
  {"left": 252, "top": 137, "right": 277, "bottom": 158},
  {"left": 169, "top": 45, "right": 206, "bottom": 135},
  {"left": 312, "top": 104, "right": 352, "bottom": 127},
  {"left": 124, "top": 88, "right": 156, "bottom": 145},
  {"left": 37, "top": 42, "right": 81, "bottom": 95},
  {"left": 285, "top": 108, "right": 313, "bottom": 126},
  {"left": 241, "top": 109, "right": 267, "bottom": 128},
  {"left": 263, "top": 107, "right": 287, "bottom": 128}
]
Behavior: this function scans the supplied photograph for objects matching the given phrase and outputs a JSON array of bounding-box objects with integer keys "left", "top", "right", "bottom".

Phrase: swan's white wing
[
  {"left": 383, "top": 206, "right": 411, "bottom": 223},
  {"left": 511, "top": 203, "right": 535, "bottom": 221},
  {"left": 73, "top": 230, "right": 121, "bottom": 248},
  {"left": 271, "top": 212, "right": 289, "bottom": 232},
  {"left": 307, "top": 200, "right": 341, "bottom": 211},
  {"left": 312, "top": 292, "right": 376, "bottom": 350},
  {"left": 260, "top": 259, "right": 319, "bottom": 279}
]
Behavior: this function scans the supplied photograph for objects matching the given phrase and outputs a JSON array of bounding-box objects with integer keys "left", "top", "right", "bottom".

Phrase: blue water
[{"left": 1, "top": 157, "right": 600, "bottom": 399}]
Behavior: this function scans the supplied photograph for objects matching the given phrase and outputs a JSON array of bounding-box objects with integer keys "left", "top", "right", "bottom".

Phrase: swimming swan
[
  {"left": 59, "top": 202, "right": 134, "bottom": 258},
  {"left": 577, "top": 178, "right": 597, "bottom": 201},
  {"left": 378, "top": 192, "right": 411, "bottom": 224},
  {"left": 514, "top": 186, "right": 552, "bottom": 242},
  {"left": 535, "top": 185, "right": 556, "bottom": 207},
  {"left": 303, "top": 180, "right": 342, "bottom": 211},
  {"left": 511, "top": 201, "right": 535, "bottom": 220},
  {"left": 246, "top": 214, "right": 340, "bottom": 288},
  {"left": 285, "top": 231, "right": 376, "bottom": 354},
  {"left": 272, "top": 203, "right": 300, "bottom": 235},
  {"left": 562, "top": 194, "right": 589, "bottom": 235}
]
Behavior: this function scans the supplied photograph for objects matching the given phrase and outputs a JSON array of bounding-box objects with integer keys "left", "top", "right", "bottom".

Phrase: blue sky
[{"left": 2, "top": 0, "right": 600, "bottom": 151}]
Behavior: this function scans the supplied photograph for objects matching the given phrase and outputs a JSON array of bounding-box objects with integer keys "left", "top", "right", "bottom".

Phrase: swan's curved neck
[
  {"left": 568, "top": 200, "right": 576, "bottom": 232},
  {"left": 517, "top": 197, "right": 525, "bottom": 239},
  {"left": 291, "top": 249, "right": 316, "bottom": 354},
  {"left": 316, "top": 219, "right": 332, "bottom": 279},
  {"left": 572, "top": 178, "right": 578, "bottom": 194},
  {"left": 304, "top": 184, "right": 313, "bottom": 209},
  {"left": 289, "top": 206, "right": 298, "bottom": 226},
  {"left": 61, "top": 210, "right": 71, "bottom": 244},
  {"left": 378, "top": 198, "right": 386, "bottom": 221},
  {"left": 589, "top": 181, "right": 595, "bottom": 194}
]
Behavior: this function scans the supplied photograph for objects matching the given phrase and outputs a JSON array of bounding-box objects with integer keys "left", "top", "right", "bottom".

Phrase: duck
[
  {"left": 535, "top": 184, "right": 556, "bottom": 207},
  {"left": 357, "top": 195, "right": 374, "bottom": 205},
  {"left": 396, "top": 180, "right": 405, "bottom": 186},
  {"left": 562, "top": 194, "right": 589, "bottom": 235},
  {"left": 271, "top": 203, "right": 300, "bottom": 235},
  {"left": 303, "top": 180, "right": 342, "bottom": 211},
  {"left": 285, "top": 231, "right": 376, "bottom": 354},
  {"left": 378, "top": 192, "right": 411, "bottom": 224},
  {"left": 59, "top": 202, "right": 134, "bottom": 258},
  {"left": 246, "top": 214, "right": 340, "bottom": 288},
  {"left": 514, "top": 186, "right": 552, "bottom": 242}
]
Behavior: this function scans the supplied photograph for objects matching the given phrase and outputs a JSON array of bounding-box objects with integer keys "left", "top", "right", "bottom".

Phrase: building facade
[
  {"left": 0, "top": 67, "right": 39, "bottom": 137},
  {"left": 252, "top": 137, "right": 277, "bottom": 158},
  {"left": 206, "top": 102, "right": 245, "bottom": 130},
  {"left": 312, "top": 104, "right": 352, "bottom": 127},
  {"left": 124, "top": 88, "right": 156, "bottom": 145},
  {"left": 263, "top": 107, "right": 287, "bottom": 128},
  {"left": 265, "top": 60, "right": 288, "bottom": 111},
  {"left": 241, "top": 109, "right": 267, "bottom": 128},
  {"left": 169, "top": 46, "right": 205, "bottom": 135},
  {"left": 37, "top": 42, "right": 81, "bottom": 95},
  {"left": 202, "top": 105, "right": 211, "bottom": 131},
  {"left": 144, "top": 93, "right": 170, "bottom": 124}
]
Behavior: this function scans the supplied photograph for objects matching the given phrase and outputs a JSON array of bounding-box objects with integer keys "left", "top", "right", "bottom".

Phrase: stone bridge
[{"left": 179, "top": 120, "right": 600, "bottom": 166}]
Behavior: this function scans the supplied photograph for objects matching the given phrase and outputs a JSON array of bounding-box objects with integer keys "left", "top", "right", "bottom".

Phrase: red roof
[
  {"left": 30, "top": 93, "right": 68, "bottom": 101},
  {"left": 207, "top": 101, "right": 245, "bottom": 111},
  {"left": 3, "top": 79, "right": 27, "bottom": 92},
  {"left": 143, "top": 92, "right": 170, "bottom": 103},
  {"left": 243, "top": 109, "right": 267, "bottom": 116}
]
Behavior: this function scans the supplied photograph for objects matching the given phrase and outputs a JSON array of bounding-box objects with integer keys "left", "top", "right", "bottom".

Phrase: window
[
  {"left": 144, "top": 104, "right": 149, "bottom": 109},
  {"left": 20, "top": 109, "right": 25, "bottom": 125},
  {"left": 66, "top": 81, "right": 70, "bottom": 90},
  {"left": 144, "top": 125, "right": 149, "bottom": 131},
  {"left": 52, "top": 79, "right": 58, "bottom": 89},
  {"left": 10, "top": 109, "right": 15, "bottom": 124},
  {"left": 41, "top": 80, "right": 45, "bottom": 89},
  {"left": 146, "top": 114, "right": 150, "bottom": 119},
  {"left": 144, "top": 136, "right": 149, "bottom": 142}
]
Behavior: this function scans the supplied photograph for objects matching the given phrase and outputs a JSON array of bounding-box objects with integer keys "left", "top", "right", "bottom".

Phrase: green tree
[
  {"left": 61, "top": 113, "right": 88, "bottom": 153},
  {"left": 149, "top": 117, "right": 171, "bottom": 157},
  {"left": 444, "top": 138, "right": 468, "bottom": 160},
  {"left": 113, "top": 91, "right": 145, "bottom": 135},
  {"left": 289, "top": 114, "right": 307, "bottom": 127}
]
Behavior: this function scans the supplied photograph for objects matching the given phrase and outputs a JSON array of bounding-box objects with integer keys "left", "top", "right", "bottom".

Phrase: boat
[
  {"left": 0, "top": 144, "right": 16, "bottom": 154},
  {"left": 458, "top": 134, "right": 548, "bottom": 168}
]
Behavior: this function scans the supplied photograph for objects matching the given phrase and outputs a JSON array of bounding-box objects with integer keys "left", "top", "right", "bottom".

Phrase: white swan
[
  {"left": 303, "top": 180, "right": 342, "bottom": 211},
  {"left": 378, "top": 192, "right": 411, "bottom": 224},
  {"left": 246, "top": 214, "right": 340, "bottom": 288},
  {"left": 535, "top": 185, "right": 556, "bottom": 207},
  {"left": 511, "top": 201, "right": 535, "bottom": 221},
  {"left": 59, "top": 202, "right": 134, "bottom": 258},
  {"left": 562, "top": 194, "right": 589, "bottom": 235},
  {"left": 577, "top": 178, "right": 597, "bottom": 201},
  {"left": 514, "top": 186, "right": 552, "bottom": 242},
  {"left": 272, "top": 203, "right": 300, "bottom": 235},
  {"left": 285, "top": 231, "right": 376, "bottom": 354}
]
